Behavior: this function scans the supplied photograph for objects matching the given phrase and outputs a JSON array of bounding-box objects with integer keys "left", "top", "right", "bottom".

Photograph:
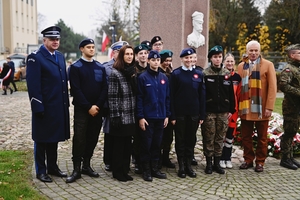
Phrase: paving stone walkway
[{"left": 0, "top": 91, "right": 299, "bottom": 200}]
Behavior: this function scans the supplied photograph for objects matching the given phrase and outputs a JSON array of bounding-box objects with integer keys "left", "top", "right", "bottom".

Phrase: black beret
[
  {"left": 134, "top": 44, "right": 149, "bottom": 54},
  {"left": 141, "top": 40, "right": 151, "bottom": 50},
  {"left": 41, "top": 26, "right": 61, "bottom": 38},
  {"left": 208, "top": 45, "right": 223, "bottom": 58},
  {"left": 180, "top": 48, "right": 194, "bottom": 58},
  {"left": 79, "top": 38, "right": 95, "bottom": 49},
  {"left": 150, "top": 36, "right": 162, "bottom": 45}
]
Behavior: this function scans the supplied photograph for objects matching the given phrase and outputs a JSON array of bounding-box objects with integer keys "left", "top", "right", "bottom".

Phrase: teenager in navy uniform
[
  {"left": 137, "top": 50, "right": 170, "bottom": 181},
  {"left": 26, "top": 26, "right": 70, "bottom": 182},
  {"left": 66, "top": 39, "right": 108, "bottom": 183},
  {"left": 170, "top": 48, "right": 206, "bottom": 178}
]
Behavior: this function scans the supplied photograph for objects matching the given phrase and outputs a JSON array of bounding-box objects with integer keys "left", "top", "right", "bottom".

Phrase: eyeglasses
[{"left": 153, "top": 43, "right": 163, "bottom": 47}]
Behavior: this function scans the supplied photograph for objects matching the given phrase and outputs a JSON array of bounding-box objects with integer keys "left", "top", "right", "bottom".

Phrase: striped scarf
[{"left": 239, "top": 57, "right": 262, "bottom": 118}]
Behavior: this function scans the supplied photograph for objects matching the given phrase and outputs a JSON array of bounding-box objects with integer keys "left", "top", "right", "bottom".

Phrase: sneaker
[
  {"left": 220, "top": 160, "right": 226, "bottom": 169},
  {"left": 226, "top": 161, "right": 233, "bottom": 169}
]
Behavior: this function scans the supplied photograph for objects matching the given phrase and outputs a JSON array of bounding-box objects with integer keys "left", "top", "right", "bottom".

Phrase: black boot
[
  {"left": 205, "top": 156, "right": 213, "bottom": 174},
  {"left": 82, "top": 158, "right": 99, "bottom": 177},
  {"left": 134, "top": 163, "right": 142, "bottom": 174},
  {"left": 191, "top": 156, "right": 198, "bottom": 166},
  {"left": 290, "top": 152, "right": 300, "bottom": 168},
  {"left": 9, "top": 88, "right": 13, "bottom": 94},
  {"left": 185, "top": 158, "right": 196, "bottom": 178},
  {"left": 162, "top": 149, "right": 175, "bottom": 168},
  {"left": 142, "top": 162, "right": 152, "bottom": 182},
  {"left": 213, "top": 156, "right": 225, "bottom": 174},
  {"left": 2, "top": 89, "right": 7, "bottom": 95},
  {"left": 280, "top": 154, "right": 298, "bottom": 170},
  {"left": 66, "top": 162, "right": 82, "bottom": 183},
  {"left": 151, "top": 161, "right": 167, "bottom": 179},
  {"left": 177, "top": 158, "right": 186, "bottom": 178}
]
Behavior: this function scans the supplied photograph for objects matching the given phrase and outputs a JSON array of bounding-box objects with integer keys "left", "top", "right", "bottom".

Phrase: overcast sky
[{"left": 37, "top": 0, "right": 107, "bottom": 36}]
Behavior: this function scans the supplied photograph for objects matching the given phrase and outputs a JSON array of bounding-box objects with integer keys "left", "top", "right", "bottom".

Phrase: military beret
[
  {"left": 160, "top": 50, "right": 173, "bottom": 59},
  {"left": 41, "top": 26, "right": 61, "bottom": 38},
  {"left": 150, "top": 36, "right": 162, "bottom": 45},
  {"left": 148, "top": 50, "right": 161, "bottom": 59},
  {"left": 134, "top": 44, "right": 149, "bottom": 54},
  {"left": 180, "top": 48, "right": 194, "bottom": 58},
  {"left": 78, "top": 38, "right": 95, "bottom": 49},
  {"left": 141, "top": 40, "right": 151, "bottom": 50},
  {"left": 111, "top": 41, "right": 129, "bottom": 50},
  {"left": 208, "top": 45, "right": 223, "bottom": 58}
]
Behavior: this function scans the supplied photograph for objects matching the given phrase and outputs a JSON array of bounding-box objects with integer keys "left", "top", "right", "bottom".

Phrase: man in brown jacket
[{"left": 237, "top": 40, "right": 277, "bottom": 172}]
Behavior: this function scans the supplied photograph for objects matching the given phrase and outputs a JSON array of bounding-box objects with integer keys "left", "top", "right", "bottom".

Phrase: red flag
[{"left": 101, "top": 31, "right": 110, "bottom": 52}]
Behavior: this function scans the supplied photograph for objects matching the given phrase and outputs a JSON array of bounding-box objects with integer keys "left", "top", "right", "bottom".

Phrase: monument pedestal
[{"left": 140, "top": 0, "right": 209, "bottom": 68}]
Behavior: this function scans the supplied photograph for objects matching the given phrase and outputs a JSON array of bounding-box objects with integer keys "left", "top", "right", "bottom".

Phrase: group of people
[
  {"left": 0, "top": 56, "right": 18, "bottom": 95},
  {"left": 26, "top": 25, "right": 300, "bottom": 184}
]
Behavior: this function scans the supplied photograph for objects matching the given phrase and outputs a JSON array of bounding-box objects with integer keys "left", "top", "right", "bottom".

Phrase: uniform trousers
[
  {"left": 72, "top": 106, "right": 103, "bottom": 162},
  {"left": 161, "top": 122, "right": 174, "bottom": 155},
  {"left": 140, "top": 119, "right": 164, "bottom": 163},
  {"left": 281, "top": 114, "right": 300, "bottom": 157},
  {"left": 174, "top": 115, "right": 199, "bottom": 160},
  {"left": 241, "top": 119, "right": 268, "bottom": 165},
  {"left": 201, "top": 113, "right": 228, "bottom": 157},
  {"left": 34, "top": 142, "right": 58, "bottom": 175}
]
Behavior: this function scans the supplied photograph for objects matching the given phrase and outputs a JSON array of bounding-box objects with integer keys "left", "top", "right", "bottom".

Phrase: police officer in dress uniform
[
  {"left": 26, "top": 26, "right": 70, "bottom": 182},
  {"left": 279, "top": 44, "right": 300, "bottom": 170},
  {"left": 102, "top": 41, "right": 129, "bottom": 172}
]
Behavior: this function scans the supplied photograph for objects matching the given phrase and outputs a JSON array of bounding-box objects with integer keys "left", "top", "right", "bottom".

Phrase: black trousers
[
  {"left": 112, "top": 135, "right": 132, "bottom": 177},
  {"left": 34, "top": 142, "right": 58, "bottom": 175},
  {"left": 103, "top": 133, "right": 113, "bottom": 165},
  {"left": 174, "top": 115, "right": 199, "bottom": 160},
  {"left": 161, "top": 122, "right": 174, "bottom": 155},
  {"left": 72, "top": 106, "right": 103, "bottom": 162}
]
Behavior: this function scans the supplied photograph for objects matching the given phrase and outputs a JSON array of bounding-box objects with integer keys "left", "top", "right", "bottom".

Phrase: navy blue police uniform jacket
[{"left": 26, "top": 45, "right": 70, "bottom": 143}]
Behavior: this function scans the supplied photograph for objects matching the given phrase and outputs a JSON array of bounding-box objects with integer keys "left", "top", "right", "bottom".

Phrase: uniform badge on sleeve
[
  {"left": 225, "top": 75, "right": 229, "bottom": 80},
  {"left": 193, "top": 74, "right": 198, "bottom": 79},
  {"left": 161, "top": 79, "right": 166, "bottom": 84}
]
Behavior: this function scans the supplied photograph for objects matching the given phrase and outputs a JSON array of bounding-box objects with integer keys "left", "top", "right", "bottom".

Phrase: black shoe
[
  {"left": 66, "top": 171, "right": 81, "bottom": 183},
  {"left": 9, "top": 88, "right": 13, "bottom": 94},
  {"left": 191, "top": 158, "right": 198, "bottom": 166},
  {"left": 113, "top": 174, "right": 127, "bottom": 182},
  {"left": 280, "top": 159, "right": 298, "bottom": 170},
  {"left": 142, "top": 171, "right": 153, "bottom": 182},
  {"left": 162, "top": 159, "right": 175, "bottom": 168},
  {"left": 36, "top": 174, "right": 52, "bottom": 182},
  {"left": 125, "top": 174, "right": 133, "bottom": 181},
  {"left": 48, "top": 168, "right": 67, "bottom": 177},
  {"left": 177, "top": 169, "right": 186, "bottom": 178},
  {"left": 134, "top": 164, "right": 142, "bottom": 174},
  {"left": 152, "top": 170, "right": 167, "bottom": 179},
  {"left": 185, "top": 168, "right": 197, "bottom": 178},
  {"left": 105, "top": 164, "right": 112, "bottom": 172},
  {"left": 205, "top": 165, "right": 213, "bottom": 174},
  {"left": 14, "top": 89, "right": 18, "bottom": 92},
  {"left": 82, "top": 166, "right": 100, "bottom": 177}
]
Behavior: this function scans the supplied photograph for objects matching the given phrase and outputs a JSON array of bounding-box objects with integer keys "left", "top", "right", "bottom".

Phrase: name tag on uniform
[
  {"left": 207, "top": 78, "right": 214, "bottom": 82},
  {"left": 146, "top": 84, "right": 151, "bottom": 86}
]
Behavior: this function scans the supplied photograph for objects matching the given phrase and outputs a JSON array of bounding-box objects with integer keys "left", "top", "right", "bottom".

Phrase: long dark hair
[{"left": 113, "top": 45, "right": 135, "bottom": 71}]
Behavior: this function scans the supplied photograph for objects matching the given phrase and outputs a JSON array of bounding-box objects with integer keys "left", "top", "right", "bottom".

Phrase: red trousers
[{"left": 241, "top": 120, "right": 269, "bottom": 165}]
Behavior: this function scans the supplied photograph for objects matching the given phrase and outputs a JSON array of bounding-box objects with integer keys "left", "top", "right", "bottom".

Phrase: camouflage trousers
[
  {"left": 201, "top": 112, "right": 228, "bottom": 157},
  {"left": 281, "top": 114, "right": 300, "bottom": 157}
]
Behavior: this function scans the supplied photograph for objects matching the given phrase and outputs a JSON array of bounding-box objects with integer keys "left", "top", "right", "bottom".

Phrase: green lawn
[
  {"left": 274, "top": 97, "right": 283, "bottom": 115},
  {"left": 0, "top": 150, "right": 46, "bottom": 200}
]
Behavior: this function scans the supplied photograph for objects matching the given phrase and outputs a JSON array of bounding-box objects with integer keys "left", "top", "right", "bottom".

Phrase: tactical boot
[
  {"left": 151, "top": 161, "right": 167, "bottom": 179},
  {"left": 205, "top": 156, "right": 213, "bottom": 174},
  {"left": 142, "top": 162, "right": 152, "bottom": 182},
  {"left": 185, "top": 158, "right": 197, "bottom": 178},
  {"left": 213, "top": 156, "right": 225, "bottom": 174},
  {"left": 177, "top": 158, "right": 186, "bottom": 178},
  {"left": 290, "top": 152, "right": 300, "bottom": 167},
  {"left": 280, "top": 154, "right": 298, "bottom": 170},
  {"left": 2, "top": 89, "right": 7, "bottom": 95},
  {"left": 66, "top": 162, "right": 82, "bottom": 183}
]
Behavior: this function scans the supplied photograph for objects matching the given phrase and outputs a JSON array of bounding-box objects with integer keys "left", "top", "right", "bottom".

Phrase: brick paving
[{"left": 0, "top": 91, "right": 299, "bottom": 200}]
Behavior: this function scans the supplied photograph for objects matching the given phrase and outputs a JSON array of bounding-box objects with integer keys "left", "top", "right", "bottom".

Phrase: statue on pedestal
[{"left": 187, "top": 11, "right": 205, "bottom": 49}]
